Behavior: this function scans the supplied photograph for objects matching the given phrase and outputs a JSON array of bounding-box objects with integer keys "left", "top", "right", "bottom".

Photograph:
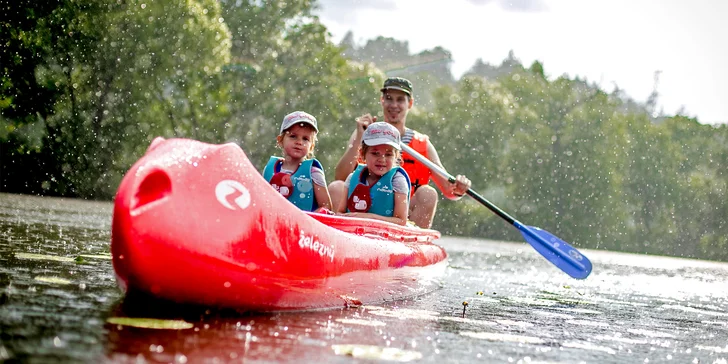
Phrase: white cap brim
[
  {"left": 363, "top": 138, "right": 401, "bottom": 150},
  {"left": 281, "top": 118, "right": 318, "bottom": 133}
]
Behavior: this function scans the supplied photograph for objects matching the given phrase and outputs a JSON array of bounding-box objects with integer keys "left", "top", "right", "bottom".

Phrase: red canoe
[{"left": 111, "top": 137, "right": 448, "bottom": 311}]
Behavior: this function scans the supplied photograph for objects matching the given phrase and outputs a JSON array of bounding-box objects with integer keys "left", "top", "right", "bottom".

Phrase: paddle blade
[{"left": 515, "top": 223, "right": 592, "bottom": 279}]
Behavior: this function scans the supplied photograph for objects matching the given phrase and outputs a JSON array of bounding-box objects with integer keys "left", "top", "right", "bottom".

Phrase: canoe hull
[{"left": 111, "top": 137, "right": 448, "bottom": 311}]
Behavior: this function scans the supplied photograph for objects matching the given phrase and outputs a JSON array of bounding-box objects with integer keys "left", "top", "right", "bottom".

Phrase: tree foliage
[{"left": 1, "top": 1, "right": 726, "bottom": 262}]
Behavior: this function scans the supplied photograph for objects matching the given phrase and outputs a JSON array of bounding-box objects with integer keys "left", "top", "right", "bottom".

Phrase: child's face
[
  {"left": 363, "top": 144, "right": 398, "bottom": 177},
  {"left": 280, "top": 124, "right": 316, "bottom": 160}
]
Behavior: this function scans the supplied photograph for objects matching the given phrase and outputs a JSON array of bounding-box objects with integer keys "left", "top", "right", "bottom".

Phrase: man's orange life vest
[{"left": 401, "top": 130, "right": 432, "bottom": 197}]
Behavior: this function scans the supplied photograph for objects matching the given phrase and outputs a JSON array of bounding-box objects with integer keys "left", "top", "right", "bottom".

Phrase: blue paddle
[{"left": 400, "top": 143, "right": 592, "bottom": 279}]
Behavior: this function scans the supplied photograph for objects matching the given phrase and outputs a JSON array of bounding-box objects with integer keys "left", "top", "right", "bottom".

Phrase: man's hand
[
  {"left": 452, "top": 175, "right": 471, "bottom": 197},
  {"left": 334, "top": 113, "right": 377, "bottom": 181},
  {"left": 355, "top": 113, "right": 377, "bottom": 134}
]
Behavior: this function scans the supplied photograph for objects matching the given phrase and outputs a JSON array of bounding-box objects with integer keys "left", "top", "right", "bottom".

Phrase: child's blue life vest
[
  {"left": 263, "top": 157, "right": 322, "bottom": 212},
  {"left": 346, "top": 165, "right": 410, "bottom": 217}
]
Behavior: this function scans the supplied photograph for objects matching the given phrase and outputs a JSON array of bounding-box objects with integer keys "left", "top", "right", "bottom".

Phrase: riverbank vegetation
[{"left": 2, "top": 0, "right": 726, "bottom": 260}]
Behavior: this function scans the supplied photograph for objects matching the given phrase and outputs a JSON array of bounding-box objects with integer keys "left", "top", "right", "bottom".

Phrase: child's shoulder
[
  {"left": 307, "top": 158, "right": 325, "bottom": 173},
  {"left": 392, "top": 168, "right": 410, "bottom": 188}
]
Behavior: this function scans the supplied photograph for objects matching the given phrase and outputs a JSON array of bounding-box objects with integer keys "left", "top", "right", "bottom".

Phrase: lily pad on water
[
  {"left": 34, "top": 276, "right": 72, "bottom": 285},
  {"left": 78, "top": 254, "right": 112, "bottom": 260},
  {"left": 106, "top": 317, "right": 194, "bottom": 330},
  {"left": 74, "top": 254, "right": 111, "bottom": 264},
  {"left": 331, "top": 344, "right": 422, "bottom": 362},
  {"left": 15, "top": 253, "right": 75, "bottom": 263}
]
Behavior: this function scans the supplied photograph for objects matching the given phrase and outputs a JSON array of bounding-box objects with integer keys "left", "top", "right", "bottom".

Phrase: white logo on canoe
[
  {"left": 215, "top": 180, "right": 251, "bottom": 210},
  {"left": 299, "top": 230, "right": 335, "bottom": 262}
]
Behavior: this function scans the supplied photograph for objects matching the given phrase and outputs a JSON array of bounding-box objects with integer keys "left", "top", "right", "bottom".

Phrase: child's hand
[
  {"left": 314, "top": 207, "right": 335, "bottom": 215},
  {"left": 355, "top": 114, "right": 377, "bottom": 134}
]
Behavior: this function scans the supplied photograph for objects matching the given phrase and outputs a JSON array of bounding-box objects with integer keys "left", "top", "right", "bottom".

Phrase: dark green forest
[{"left": 2, "top": 0, "right": 726, "bottom": 261}]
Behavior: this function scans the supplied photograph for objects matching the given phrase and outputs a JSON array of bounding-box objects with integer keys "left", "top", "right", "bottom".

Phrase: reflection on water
[{"left": 1, "top": 192, "right": 727, "bottom": 363}]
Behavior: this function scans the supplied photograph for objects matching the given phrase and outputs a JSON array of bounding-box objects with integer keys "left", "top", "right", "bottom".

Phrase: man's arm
[
  {"left": 424, "top": 141, "right": 471, "bottom": 200},
  {"left": 333, "top": 114, "right": 376, "bottom": 181},
  {"left": 333, "top": 130, "right": 362, "bottom": 181}
]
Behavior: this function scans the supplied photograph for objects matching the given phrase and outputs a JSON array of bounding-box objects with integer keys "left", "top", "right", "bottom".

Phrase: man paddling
[{"left": 329, "top": 77, "right": 471, "bottom": 228}]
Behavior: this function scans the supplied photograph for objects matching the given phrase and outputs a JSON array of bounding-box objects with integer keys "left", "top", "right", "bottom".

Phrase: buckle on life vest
[{"left": 270, "top": 172, "right": 294, "bottom": 198}]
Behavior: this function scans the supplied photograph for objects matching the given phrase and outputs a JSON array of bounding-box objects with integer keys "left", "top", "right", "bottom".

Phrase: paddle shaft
[
  {"left": 400, "top": 142, "right": 592, "bottom": 279},
  {"left": 400, "top": 143, "right": 516, "bottom": 226}
]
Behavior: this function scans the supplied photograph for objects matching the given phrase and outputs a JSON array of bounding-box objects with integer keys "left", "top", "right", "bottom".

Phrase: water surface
[{"left": 1, "top": 193, "right": 727, "bottom": 363}]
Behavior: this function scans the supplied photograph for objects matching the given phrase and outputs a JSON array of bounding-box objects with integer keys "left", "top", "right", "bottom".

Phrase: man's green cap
[{"left": 380, "top": 77, "right": 413, "bottom": 96}]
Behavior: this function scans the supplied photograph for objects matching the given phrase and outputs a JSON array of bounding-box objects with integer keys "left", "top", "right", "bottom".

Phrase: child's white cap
[
  {"left": 362, "top": 122, "right": 401, "bottom": 150},
  {"left": 281, "top": 111, "right": 318, "bottom": 133}
]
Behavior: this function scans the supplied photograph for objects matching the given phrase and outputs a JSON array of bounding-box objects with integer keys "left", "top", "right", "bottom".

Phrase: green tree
[
  {"left": 417, "top": 76, "right": 516, "bottom": 238},
  {"left": 2, "top": 0, "right": 231, "bottom": 198},
  {"left": 338, "top": 34, "right": 455, "bottom": 109},
  {"left": 453, "top": 61, "right": 629, "bottom": 250},
  {"left": 217, "top": 0, "right": 383, "bottom": 172},
  {"left": 657, "top": 117, "right": 728, "bottom": 259},
  {"left": 621, "top": 114, "right": 682, "bottom": 254}
]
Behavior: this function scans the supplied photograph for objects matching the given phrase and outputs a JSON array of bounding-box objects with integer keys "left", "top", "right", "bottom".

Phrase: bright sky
[{"left": 315, "top": 0, "right": 728, "bottom": 124}]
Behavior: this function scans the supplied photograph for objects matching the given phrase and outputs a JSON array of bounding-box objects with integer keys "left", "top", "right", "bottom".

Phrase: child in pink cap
[{"left": 333, "top": 122, "right": 410, "bottom": 225}]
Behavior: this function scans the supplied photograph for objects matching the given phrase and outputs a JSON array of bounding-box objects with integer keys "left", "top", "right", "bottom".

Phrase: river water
[{"left": 1, "top": 192, "right": 727, "bottom": 363}]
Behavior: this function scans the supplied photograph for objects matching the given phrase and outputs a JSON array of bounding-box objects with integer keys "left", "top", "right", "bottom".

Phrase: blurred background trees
[{"left": 2, "top": 0, "right": 726, "bottom": 261}]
